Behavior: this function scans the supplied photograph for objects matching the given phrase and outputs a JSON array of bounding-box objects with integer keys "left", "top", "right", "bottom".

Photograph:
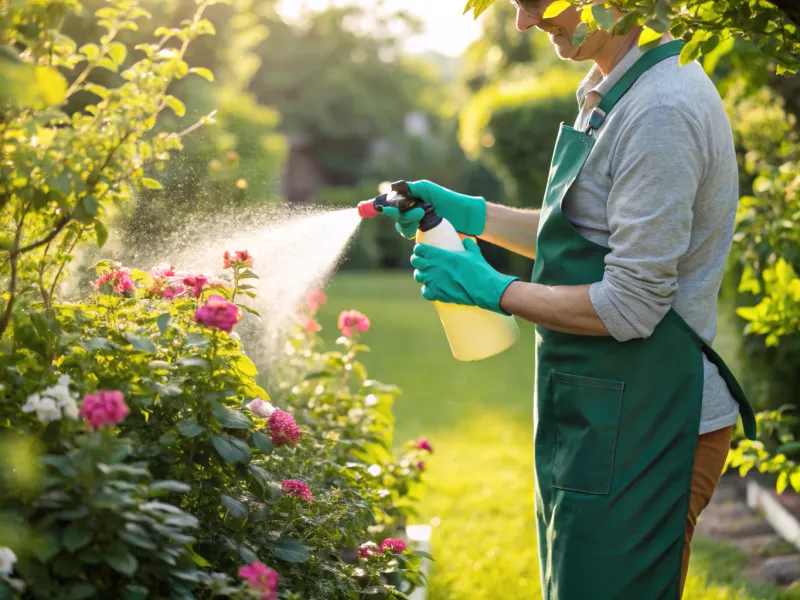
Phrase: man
[{"left": 381, "top": 2, "right": 757, "bottom": 599}]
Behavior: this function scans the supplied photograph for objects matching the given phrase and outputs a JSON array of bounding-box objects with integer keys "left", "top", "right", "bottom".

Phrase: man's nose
[{"left": 515, "top": 7, "right": 540, "bottom": 32}]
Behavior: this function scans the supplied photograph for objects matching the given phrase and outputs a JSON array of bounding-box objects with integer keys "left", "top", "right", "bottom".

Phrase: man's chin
[{"left": 552, "top": 40, "right": 580, "bottom": 61}]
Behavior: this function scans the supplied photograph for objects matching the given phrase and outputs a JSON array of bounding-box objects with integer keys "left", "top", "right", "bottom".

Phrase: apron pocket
[{"left": 551, "top": 372, "right": 624, "bottom": 495}]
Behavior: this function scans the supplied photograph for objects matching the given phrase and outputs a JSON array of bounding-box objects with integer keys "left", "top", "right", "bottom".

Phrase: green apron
[{"left": 531, "top": 40, "right": 757, "bottom": 600}]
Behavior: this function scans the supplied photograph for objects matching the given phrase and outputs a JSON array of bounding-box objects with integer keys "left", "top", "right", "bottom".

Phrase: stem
[
  {"left": 231, "top": 268, "right": 239, "bottom": 303},
  {"left": 0, "top": 220, "right": 24, "bottom": 338},
  {"left": 11, "top": 216, "right": 69, "bottom": 257},
  {"left": 38, "top": 238, "right": 54, "bottom": 310},
  {"left": 48, "top": 234, "right": 81, "bottom": 304}
]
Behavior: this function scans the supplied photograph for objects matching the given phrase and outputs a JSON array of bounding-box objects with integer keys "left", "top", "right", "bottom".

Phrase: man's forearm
[
  {"left": 480, "top": 203, "right": 540, "bottom": 260},
  {"left": 499, "top": 281, "right": 611, "bottom": 336}
]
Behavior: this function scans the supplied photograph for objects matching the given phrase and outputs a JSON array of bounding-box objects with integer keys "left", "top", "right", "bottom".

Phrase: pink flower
[
  {"left": 281, "top": 480, "right": 313, "bottom": 503},
  {"left": 247, "top": 398, "right": 275, "bottom": 419},
  {"left": 358, "top": 542, "right": 380, "bottom": 560},
  {"left": 381, "top": 539, "right": 407, "bottom": 554},
  {"left": 162, "top": 284, "right": 185, "bottom": 300},
  {"left": 183, "top": 275, "right": 208, "bottom": 298},
  {"left": 337, "top": 310, "right": 370, "bottom": 337},
  {"left": 305, "top": 288, "right": 327, "bottom": 314},
  {"left": 238, "top": 561, "right": 278, "bottom": 600},
  {"left": 267, "top": 409, "right": 301, "bottom": 446},
  {"left": 300, "top": 316, "right": 321, "bottom": 334},
  {"left": 223, "top": 249, "right": 254, "bottom": 269},
  {"left": 417, "top": 460, "right": 425, "bottom": 471},
  {"left": 93, "top": 268, "right": 135, "bottom": 295},
  {"left": 417, "top": 438, "right": 433, "bottom": 453},
  {"left": 194, "top": 295, "right": 242, "bottom": 333},
  {"left": 152, "top": 264, "right": 175, "bottom": 278},
  {"left": 79, "top": 391, "right": 129, "bottom": 430}
]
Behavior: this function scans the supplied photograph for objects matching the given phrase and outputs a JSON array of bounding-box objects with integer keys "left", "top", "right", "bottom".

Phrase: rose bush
[{"left": 0, "top": 257, "right": 429, "bottom": 599}]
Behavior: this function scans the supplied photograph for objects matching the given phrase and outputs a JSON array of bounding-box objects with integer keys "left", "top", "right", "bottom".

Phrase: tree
[{"left": 463, "top": 0, "right": 800, "bottom": 75}]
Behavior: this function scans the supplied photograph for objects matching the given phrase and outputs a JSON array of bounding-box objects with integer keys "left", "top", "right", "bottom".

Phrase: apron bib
[{"left": 531, "top": 40, "right": 757, "bottom": 600}]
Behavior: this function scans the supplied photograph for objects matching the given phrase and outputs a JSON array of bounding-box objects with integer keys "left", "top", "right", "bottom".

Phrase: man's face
[{"left": 510, "top": 0, "right": 591, "bottom": 61}]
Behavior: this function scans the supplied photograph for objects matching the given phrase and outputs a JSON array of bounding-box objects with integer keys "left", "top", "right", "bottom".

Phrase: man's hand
[{"left": 410, "top": 238, "right": 518, "bottom": 315}]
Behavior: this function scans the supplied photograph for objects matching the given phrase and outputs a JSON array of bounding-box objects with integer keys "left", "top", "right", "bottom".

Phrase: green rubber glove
[
  {"left": 410, "top": 238, "right": 518, "bottom": 315},
  {"left": 380, "top": 180, "right": 487, "bottom": 240}
]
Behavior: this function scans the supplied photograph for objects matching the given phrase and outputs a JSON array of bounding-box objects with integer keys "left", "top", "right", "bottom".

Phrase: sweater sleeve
[{"left": 588, "top": 104, "right": 705, "bottom": 342}]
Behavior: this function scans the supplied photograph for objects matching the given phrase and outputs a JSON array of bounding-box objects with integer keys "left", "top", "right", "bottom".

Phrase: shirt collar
[{"left": 576, "top": 35, "right": 671, "bottom": 110}]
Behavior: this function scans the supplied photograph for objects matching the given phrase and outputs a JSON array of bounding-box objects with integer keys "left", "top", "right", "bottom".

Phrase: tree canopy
[{"left": 464, "top": 0, "right": 799, "bottom": 74}]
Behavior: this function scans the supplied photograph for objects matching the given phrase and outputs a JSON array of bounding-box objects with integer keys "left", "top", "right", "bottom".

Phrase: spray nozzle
[{"left": 357, "top": 181, "right": 442, "bottom": 232}]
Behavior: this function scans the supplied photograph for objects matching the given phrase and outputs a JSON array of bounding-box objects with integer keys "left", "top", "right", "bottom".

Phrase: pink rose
[
  {"left": 300, "top": 316, "right": 321, "bottom": 334},
  {"left": 223, "top": 249, "right": 254, "bottom": 269},
  {"left": 79, "top": 391, "right": 129, "bottom": 430},
  {"left": 337, "top": 310, "right": 370, "bottom": 337},
  {"left": 417, "top": 438, "right": 433, "bottom": 453},
  {"left": 152, "top": 264, "right": 176, "bottom": 278},
  {"left": 238, "top": 561, "right": 278, "bottom": 600},
  {"left": 358, "top": 542, "right": 380, "bottom": 560},
  {"left": 182, "top": 275, "right": 208, "bottom": 298},
  {"left": 194, "top": 295, "right": 242, "bottom": 333},
  {"left": 305, "top": 288, "right": 327, "bottom": 314},
  {"left": 381, "top": 539, "right": 407, "bottom": 554},
  {"left": 281, "top": 480, "right": 313, "bottom": 503},
  {"left": 93, "top": 268, "right": 134, "bottom": 295}
]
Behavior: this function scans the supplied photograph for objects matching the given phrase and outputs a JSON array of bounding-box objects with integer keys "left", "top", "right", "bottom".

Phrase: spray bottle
[{"left": 358, "top": 181, "right": 520, "bottom": 362}]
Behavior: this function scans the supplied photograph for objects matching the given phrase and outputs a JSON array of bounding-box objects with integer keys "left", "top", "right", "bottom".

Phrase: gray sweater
[{"left": 564, "top": 41, "right": 740, "bottom": 435}]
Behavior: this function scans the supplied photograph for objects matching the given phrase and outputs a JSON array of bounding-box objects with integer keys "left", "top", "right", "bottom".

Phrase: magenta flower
[
  {"left": 162, "top": 284, "right": 185, "bottom": 300},
  {"left": 194, "top": 295, "right": 242, "bottom": 333},
  {"left": 267, "top": 409, "right": 301, "bottom": 446},
  {"left": 337, "top": 310, "right": 370, "bottom": 337},
  {"left": 247, "top": 398, "right": 275, "bottom": 419},
  {"left": 417, "top": 460, "right": 425, "bottom": 471},
  {"left": 93, "top": 268, "right": 135, "bottom": 295},
  {"left": 281, "top": 480, "right": 313, "bottom": 503},
  {"left": 79, "top": 391, "right": 129, "bottom": 430},
  {"left": 223, "top": 249, "right": 254, "bottom": 269},
  {"left": 358, "top": 542, "right": 380, "bottom": 560},
  {"left": 238, "top": 561, "right": 278, "bottom": 600},
  {"left": 381, "top": 539, "right": 407, "bottom": 554},
  {"left": 182, "top": 275, "right": 208, "bottom": 298},
  {"left": 417, "top": 438, "right": 433, "bottom": 453},
  {"left": 305, "top": 288, "right": 327, "bottom": 314}
]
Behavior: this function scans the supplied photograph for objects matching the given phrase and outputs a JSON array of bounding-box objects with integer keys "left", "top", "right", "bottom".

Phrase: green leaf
[
  {"left": 122, "top": 585, "right": 149, "bottom": 600},
  {"left": 213, "top": 403, "right": 252, "bottom": 429},
  {"left": 591, "top": 4, "right": 614, "bottom": 30},
  {"left": 93, "top": 219, "right": 108, "bottom": 248},
  {"left": 613, "top": 11, "right": 641, "bottom": 36},
  {"left": 164, "top": 95, "right": 186, "bottom": 117},
  {"left": 124, "top": 332, "right": 157, "bottom": 354},
  {"left": 778, "top": 471, "right": 789, "bottom": 494},
  {"left": 189, "top": 551, "right": 211, "bottom": 567},
  {"left": 221, "top": 494, "right": 248, "bottom": 519},
  {"left": 239, "top": 305, "right": 262, "bottom": 319},
  {"left": 571, "top": 22, "right": 590, "bottom": 46},
  {"left": 84, "top": 83, "right": 109, "bottom": 99},
  {"left": 96, "top": 57, "right": 118, "bottom": 72},
  {"left": 680, "top": 33, "right": 707, "bottom": 66},
  {"left": 177, "top": 420, "right": 204, "bottom": 438},
  {"left": 271, "top": 538, "right": 310, "bottom": 563},
  {"left": 211, "top": 434, "right": 251, "bottom": 464},
  {"left": 248, "top": 464, "right": 270, "bottom": 492},
  {"left": 189, "top": 67, "right": 214, "bottom": 81},
  {"left": 176, "top": 356, "right": 210, "bottom": 369},
  {"left": 239, "top": 545, "right": 258, "bottom": 563},
  {"left": 105, "top": 548, "right": 138, "bottom": 575},
  {"left": 233, "top": 354, "right": 258, "bottom": 377},
  {"left": 638, "top": 27, "right": 663, "bottom": 48},
  {"left": 149, "top": 480, "right": 191, "bottom": 494},
  {"left": 156, "top": 312, "right": 171, "bottom": 334},
  {"left": 187, "top": 333, "right": 209, "bottom": 347},
  {"left": 118, "top": 530, "right": 157, "bottom": 551},
  {"left": 64, "top": 582, "right": 96, "bottom": 600},
  {"left": 63, "top": 521, "right": 93, "bottom": 553},
  {"left": 543, "top": 0, "right": 572, "bottom": 19},
  {"left": 237, "top": 271, "right": 260, "bottom": 280},
  {"left": 80, "top": 43, "right": 100, "bottom": 61},
  {"left": 790, "top": 472, "right": 800, "bottom": 492},
  {"left": 42, "top": 455, "right": 77, "bottom": 477},
  {"left": 253, "top": 431, "right": 274, "bottom": 454},
  {"left": 141, "top": 177, "right": 163, "bottom": 190},
  {"left": 109, "top": 42, "right": 127, "bottom": 65},
  {"left": 82, "top": 195, "right": 98, "bottom": 216}
]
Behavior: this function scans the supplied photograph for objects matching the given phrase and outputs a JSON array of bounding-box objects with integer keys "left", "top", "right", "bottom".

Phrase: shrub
[
  {"left": 1, "top": 256, "right": 429, "bottom": 599},
  {"left": 458, "top": 69, "right": 583, "bottom": 208}
]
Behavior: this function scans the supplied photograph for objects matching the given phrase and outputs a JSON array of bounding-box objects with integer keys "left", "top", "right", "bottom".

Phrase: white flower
[
  {"left": 364, "top": 394, "right": 378, "bottom": 407},
  {"left": 0, "top": 547, "right": 17, "bottom": 576},
  {"left": 57, "top": 374, "right": 71, "bottom": 387},
  {"left": 61, "top": 397, "right": 80, "bottom": 421},
  {"left": 22, "top": 393, "right": 41, "bottom": 414},
  {"left": 36, "top": 397, "right": 62, "bottom": 424},
  {"left": 367, "top": 465, "right": 382, "bottom": 477},
  {"left": 247, "top": 398, "right": 276, "bottom": 419},
  {"left": 378, "top": 489, "right": 391, "bottom": 499}
]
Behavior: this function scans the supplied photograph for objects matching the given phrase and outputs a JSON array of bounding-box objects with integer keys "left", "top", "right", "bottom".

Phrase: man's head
[{"left": 510, "top": 1, "right": 623, "bottom": 62}]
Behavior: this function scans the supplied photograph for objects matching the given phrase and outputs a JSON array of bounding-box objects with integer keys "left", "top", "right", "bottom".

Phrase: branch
[
  {"left": 10, "top": 216, "right": 69, "bottom": 257},
  {"left": 0, "top": 222, "right": 23, "bottom": 338}
]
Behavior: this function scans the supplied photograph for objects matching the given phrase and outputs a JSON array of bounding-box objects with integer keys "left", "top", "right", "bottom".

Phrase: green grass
[{"left": 318, "top": 272, "right": 799, "bottom": 600}]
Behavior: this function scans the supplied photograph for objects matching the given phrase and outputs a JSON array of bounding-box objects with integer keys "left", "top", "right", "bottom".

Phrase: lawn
[{"left": 317, "top": 271, "right": 798, "bottom": 600}]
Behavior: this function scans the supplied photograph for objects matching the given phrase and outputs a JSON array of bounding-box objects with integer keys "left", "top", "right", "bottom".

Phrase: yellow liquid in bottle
[{"left": 416, "top": 220, "right": 520, "bottom": 361}]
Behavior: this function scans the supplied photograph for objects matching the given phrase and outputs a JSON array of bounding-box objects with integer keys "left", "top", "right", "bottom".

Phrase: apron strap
[{"left": 586, "top": 39, "right": 685, "bottom": 134}]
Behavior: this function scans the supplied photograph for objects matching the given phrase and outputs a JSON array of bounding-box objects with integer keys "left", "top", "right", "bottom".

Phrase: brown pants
[{"left": 679, "top": 425, "right": 733, "bottom": 597}]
